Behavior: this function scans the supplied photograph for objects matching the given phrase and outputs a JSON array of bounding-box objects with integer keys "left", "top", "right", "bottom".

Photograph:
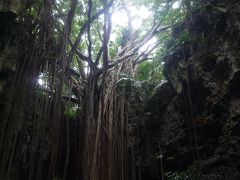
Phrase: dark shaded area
[
  {"left": 1, "top": 0, "right": 240, "bottom": 180},
  {"left": 139, "top": 0, "right": 240, "bottom": 179}
]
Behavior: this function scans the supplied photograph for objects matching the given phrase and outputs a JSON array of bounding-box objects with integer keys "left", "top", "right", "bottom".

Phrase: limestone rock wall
[{"left": 141, "top": 0, "right": 240, "bottom": 179}]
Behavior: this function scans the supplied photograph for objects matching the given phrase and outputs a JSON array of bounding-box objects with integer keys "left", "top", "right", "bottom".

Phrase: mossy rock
[{"left": 0, "top": 0, "right": 24, "bottom": 15}]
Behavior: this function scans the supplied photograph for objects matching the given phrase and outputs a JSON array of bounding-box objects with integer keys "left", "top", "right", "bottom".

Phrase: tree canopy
[{"left": 0, "top": 0, "right": 200, "bottom": 180}]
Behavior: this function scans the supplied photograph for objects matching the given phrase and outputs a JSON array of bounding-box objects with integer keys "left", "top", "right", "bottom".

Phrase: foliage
[
  {"left": 51, "top": 0, "right": 187, "bottom": 84},
  {"left": 0, "top": 0, "right": 194, "bottom": 179},
  {"left": 165, "top": 167, "right": 204, "bottom": 180},
  {"left": 64, "top": 102, "right": 78, "bottom": 118}
]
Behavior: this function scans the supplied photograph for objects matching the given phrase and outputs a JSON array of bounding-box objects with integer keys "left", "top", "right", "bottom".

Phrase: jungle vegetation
[{"left": 0, "top": 0, "right": 221, "bottom": 180}]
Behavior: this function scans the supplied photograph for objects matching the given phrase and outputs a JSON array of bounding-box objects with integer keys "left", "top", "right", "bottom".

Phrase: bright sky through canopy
[
  {"left": 172, "top": 1, "right": 180, "bottom": 9},
  {"left": 111, "top": 5, "right": 151, "bottom": 30},
  {"left": 110, "top": 5, "right": 152, "bottom": 44},
  {"left": 111, "top": 5, "right": 155, "bottom": 52},
  {"left": 38, "top": 78, "right": 44, "bottom": 86}
]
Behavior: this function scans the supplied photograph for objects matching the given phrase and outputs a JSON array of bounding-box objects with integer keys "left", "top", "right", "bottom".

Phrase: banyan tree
[
  {"left": 0, "top": 0, "right": 169, "bottom": 179},
  {"left": 4, "top": 0, "right": 238, "bottom": 179}
]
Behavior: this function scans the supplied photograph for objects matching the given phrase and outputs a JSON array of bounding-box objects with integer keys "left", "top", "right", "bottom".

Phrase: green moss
[{"left": 0, "top": 0, "right": 23, "bottom": 14}]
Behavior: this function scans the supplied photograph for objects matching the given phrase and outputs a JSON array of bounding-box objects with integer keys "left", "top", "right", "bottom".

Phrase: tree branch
[
  {"left": 133, "top": 41, "right": 161, "bottom": 65},
  {"left": 105, "top": 25, "right": 169, "bottom": 70},
  {"left": 102, "top": 0, "right": 112, "bottom": 70},
  {"left": 61, "top": 0, "right": 77, "bottom": 49},
  {"left": 87, "top": 0, "right": 93, "bottom": 63},
  {"left": 69, "top": 0, "right": 114, "bottom": 64}
]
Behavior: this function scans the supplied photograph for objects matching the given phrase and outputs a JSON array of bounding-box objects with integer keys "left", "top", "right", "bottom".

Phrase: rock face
[{"left": 141, "top": 0, "right": 240, "bottom": 179}]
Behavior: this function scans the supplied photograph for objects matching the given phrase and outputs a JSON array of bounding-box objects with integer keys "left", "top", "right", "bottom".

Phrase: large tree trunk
[{"left": 0, "top": 1, "right": 139, "bottom": 180}]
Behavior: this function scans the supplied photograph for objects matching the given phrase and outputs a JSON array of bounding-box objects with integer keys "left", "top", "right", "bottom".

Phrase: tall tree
[{"left": 0, "top": 0, "right": 181, "bottom": 179}]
